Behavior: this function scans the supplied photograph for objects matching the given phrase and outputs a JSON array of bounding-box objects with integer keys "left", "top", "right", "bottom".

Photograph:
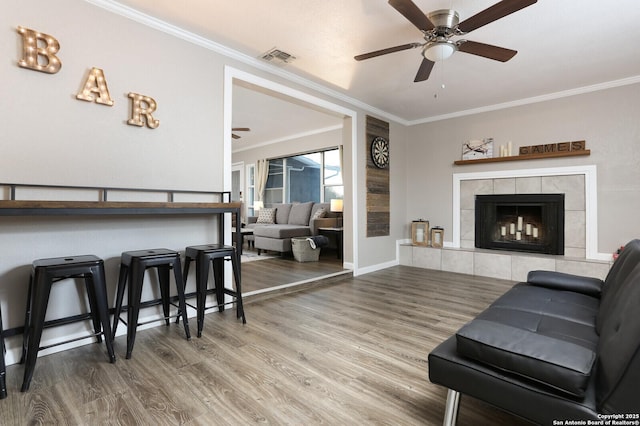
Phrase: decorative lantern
[
  {"left": 411, "top": 220, "right": 429, "bottom": 246},
  {"left": 431, "top": 226, "right": 444, "bottom": 248}
]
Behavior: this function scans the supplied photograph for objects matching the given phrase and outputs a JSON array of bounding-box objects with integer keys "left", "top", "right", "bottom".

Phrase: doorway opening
[{"left": 224, "top": 67, "right": 357, "bottom": 294}]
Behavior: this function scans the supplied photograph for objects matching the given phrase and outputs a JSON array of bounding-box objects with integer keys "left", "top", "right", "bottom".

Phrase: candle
[
  {"left": 525, "top": 223, "right": 532, "bottom": 235},
  {"left": 516, "top": 231, "right": 522, "bottom": 241},
  {"left": 500, "top": 226, "right": 506, "bottom": 236},
  {"left": 509, "top": 223, "right": 515, "bottom": 235},
  {"left": 533, "top": 227, "right": 539, "bottom": 238},
  {"left": 517, "top": 216, "right": 523, "bottom": 231},
  {"left": 508, "top": 141, "right": 513, "bottom": 156},
  {"left": 416, "top": 228, "right": 424, "bottom": 242}
]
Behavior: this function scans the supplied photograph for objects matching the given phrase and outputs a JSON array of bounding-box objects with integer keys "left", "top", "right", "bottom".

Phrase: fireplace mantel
[{"left": 453, "top": 149, "right": 590, "bottom": 166}]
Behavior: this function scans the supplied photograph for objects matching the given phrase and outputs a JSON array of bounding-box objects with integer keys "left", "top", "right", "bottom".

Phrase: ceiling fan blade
[
  {"left": 354, "top": 43, "right": 420, "bottom": 61},
  {"left": 414, "top": 58, "right": 435, "bottom": 82},
  {"left": 232, "top": 134, "right": 241, "bottom": 139},
  {"left": 232, "top": 127, "right": 250, "bottom": 131},
  {"left": 458, "top": 0, "right": 537, "bottom": 33},
  {"left": 388, "top": 0, "right": 434, "bottom": 32},
  {"left": 457, "top": 40, "right": 517, "bottom": 62}
]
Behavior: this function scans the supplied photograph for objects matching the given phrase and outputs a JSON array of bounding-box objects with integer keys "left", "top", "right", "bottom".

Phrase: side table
[
  {"left": 318, "top": 227, "right": 343, "bottom": 260},
  {"left": 232, "top": 227, "right": 254, "bottom": 255}
]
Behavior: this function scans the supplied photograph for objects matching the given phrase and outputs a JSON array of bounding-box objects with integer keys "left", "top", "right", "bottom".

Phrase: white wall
[{"left": 404, "top": 83, "right": 640, "bottom": 255}]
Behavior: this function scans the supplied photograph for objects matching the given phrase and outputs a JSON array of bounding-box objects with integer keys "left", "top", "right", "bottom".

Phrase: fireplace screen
[{"left": 475, "top": 194, "right": 565, "bottom": 255}]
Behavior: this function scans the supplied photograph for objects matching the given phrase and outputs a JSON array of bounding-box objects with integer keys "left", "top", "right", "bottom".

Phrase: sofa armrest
[
  {"left": 310, "top": 217, "right": 337, "bottom": 235},
  {"left": 527, "top": 270, "right": 603, "bottom": 298}
]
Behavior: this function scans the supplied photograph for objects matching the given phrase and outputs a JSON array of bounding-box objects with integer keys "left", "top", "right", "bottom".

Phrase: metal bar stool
[
  {"left": 180, "top": 244, "right": 245, "bottom": 338},
  {"left": 20, "top": 255, "right": 116, "bottom": 392},
  {"left": 112, "top": 249, "right": 191, "bottom": 359},
  {"left": 0, "top": 304, "right": 6, "bottom": 399}
]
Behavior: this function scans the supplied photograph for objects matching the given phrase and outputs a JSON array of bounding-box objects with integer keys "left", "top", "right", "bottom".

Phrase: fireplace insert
[{"left": 475, "top": 194, "right": 564, "bottom": 255}]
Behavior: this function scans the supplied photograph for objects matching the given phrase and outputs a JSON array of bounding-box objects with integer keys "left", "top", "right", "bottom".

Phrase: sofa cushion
[
  {"left": 288, "top": 202, "right": 314, "bottom": 225},
  {"left": 456, "top": 283, "right": 599, "bottom": 398},
  {"left": 256, "top": 208, "right": 276, "bottom": 224},
  {"left": 253, "top": 224, "right": 311, "bottom": 239},
  {"left": 272, "top": 203, "right": 292, "bottom": 224},
  {"left": 457, "top": 319, "right": 596, "bottom": 397},
  {"left": 595, "top": 249, "right": 640, "bottom": 413},
  {"left": 598, "top": 239, "right": 640, "bottom": 333},
  {"left": 492, "top": 283, "right": 600, "bottom": 326}
]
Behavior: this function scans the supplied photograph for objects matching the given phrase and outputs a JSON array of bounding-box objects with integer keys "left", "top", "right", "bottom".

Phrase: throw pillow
[
  {"left": 311, "top": 207, "right": 327, "bottom": 220},
  {"left": 288, "top": 202, "right": 314, "bottom": 225},
  {"left": 256, "top": 208, "right": 276, "bottom": 224}
]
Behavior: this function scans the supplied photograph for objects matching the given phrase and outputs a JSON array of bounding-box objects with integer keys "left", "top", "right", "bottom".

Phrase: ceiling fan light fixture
[{"left": 423, "top": 41, "right": 457, "bottom": 62}]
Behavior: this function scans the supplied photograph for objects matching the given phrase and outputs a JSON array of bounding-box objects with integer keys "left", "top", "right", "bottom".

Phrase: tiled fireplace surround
[{"left": 399, "top": 166, "right": 612, "bottom": 281}]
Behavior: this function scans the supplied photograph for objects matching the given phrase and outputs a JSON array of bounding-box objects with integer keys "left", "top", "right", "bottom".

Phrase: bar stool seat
[
  {"left": 112, "top": 248, "right": 190, "bottom": 359},
  {"left": 0, "top": 304, "right": 6, "bottom": 399},
  {"left": 181, "top": 244, "right": 245, "bottom": 337},
  {"left": 20, "top": 255, "right": 116, "bottom": 392}
]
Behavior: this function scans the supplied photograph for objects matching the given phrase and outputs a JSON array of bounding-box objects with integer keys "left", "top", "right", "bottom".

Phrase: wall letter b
[{"left": 17, "top": 26, "right": 62, "bottom": 74}]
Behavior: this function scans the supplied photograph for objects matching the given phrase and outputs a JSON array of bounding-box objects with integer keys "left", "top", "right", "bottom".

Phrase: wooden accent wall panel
[{"left": 366, "top": 115, "right": 389, "bottom": 237}]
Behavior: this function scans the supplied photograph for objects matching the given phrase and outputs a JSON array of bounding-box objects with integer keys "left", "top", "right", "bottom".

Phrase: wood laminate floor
[
  {"left": 241, "top": 250, "right": 348, "bottom": 293},
  {"left": 0, "top": 266, "right": 531, "bottom": 425}
]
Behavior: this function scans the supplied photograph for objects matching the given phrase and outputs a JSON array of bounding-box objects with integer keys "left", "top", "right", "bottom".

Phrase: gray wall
[
  {"left": 403, "top": 83, "right": 640, "bottom": 254},
  {"left": 4, "top": 0, "right": 637, "bottom": 366},
  {"left": 1, "top": 2, "right": 410, "bottom": 351}
]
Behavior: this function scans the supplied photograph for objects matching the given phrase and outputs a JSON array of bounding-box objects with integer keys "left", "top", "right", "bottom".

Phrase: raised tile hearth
[
  {"left": 398, "top": 244, "right": 611, "bottom": 282},
  {"left": 400, "top": 165, "right": 609, "bottom": 281}
]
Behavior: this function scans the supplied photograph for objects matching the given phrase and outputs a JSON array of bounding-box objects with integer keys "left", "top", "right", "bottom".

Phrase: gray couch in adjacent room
[{"left": 248, "top": 202, "right": 337, "bottom": 254}]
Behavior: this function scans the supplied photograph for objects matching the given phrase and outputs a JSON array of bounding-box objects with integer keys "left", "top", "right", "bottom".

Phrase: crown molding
[
  {"left": 84, "top": 1, "right": 640, "bottom": 127},
  {"left": 409, "top": 75, "right": 640, "bottom": 125},
  {"left": 84, "top": 0, "right": 408, "bottom": 125},
  {"left": 232, "top": 125, "right": 343, "bottom": 154}
]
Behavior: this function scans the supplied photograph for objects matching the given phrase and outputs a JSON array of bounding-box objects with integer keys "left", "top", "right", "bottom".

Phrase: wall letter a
[{"left": 76, "top": 67, "right": 114, "bottom": 106}]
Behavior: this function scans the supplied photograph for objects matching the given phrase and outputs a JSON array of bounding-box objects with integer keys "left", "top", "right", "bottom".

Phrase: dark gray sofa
[{"left": 428, "top": 239, "right": 640, "bottom": 425}]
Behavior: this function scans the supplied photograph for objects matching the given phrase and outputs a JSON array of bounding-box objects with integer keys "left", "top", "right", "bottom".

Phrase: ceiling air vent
[{"left": 260, "top": 48, "right": 296, "bottom": 65}]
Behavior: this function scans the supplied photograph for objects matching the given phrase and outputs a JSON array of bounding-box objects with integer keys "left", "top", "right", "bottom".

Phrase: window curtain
[{"left": 255, "top": 159, "right": 269, "bottom": 202}]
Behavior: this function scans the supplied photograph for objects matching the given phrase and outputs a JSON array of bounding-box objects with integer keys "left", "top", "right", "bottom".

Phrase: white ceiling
[
  {"left": 112, "top": 0, "right": 640, "bottom": 145},
  {"left": 230, "top": 81, "right": 345, "bottom": 151}
]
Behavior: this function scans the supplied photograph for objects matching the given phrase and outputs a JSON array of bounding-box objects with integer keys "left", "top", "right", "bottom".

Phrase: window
[
  {"left": 262, "top": 148, "right": 342, "bottom": 207},
  {"left": 323, "top": 148, "right": 343, "bottom": 201},
  {"left": 287, "top": 153, "right": 321, "bottom": 203},
  {"left": 265, "top": 159, "right": 284, "bottom": 205},
  {"left": 246, "top": 164, "right": 256, "bottom": 217}
]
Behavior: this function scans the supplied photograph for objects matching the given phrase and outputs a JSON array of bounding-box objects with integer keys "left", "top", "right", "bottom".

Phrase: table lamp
[{"left": 330, "top": 199, "right": 343, "bottom": 227}]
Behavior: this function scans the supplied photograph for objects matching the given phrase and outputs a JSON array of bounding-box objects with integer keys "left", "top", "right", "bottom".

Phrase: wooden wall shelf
[
  {"left": 0, "top": 200, "right": 240, "bottom": 216},
  {"left": 453, "top": 150, "right": 590, "bottom": 166}
]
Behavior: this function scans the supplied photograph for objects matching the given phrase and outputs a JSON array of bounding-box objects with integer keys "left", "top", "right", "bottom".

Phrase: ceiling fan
[
  {"left": 354, "top": 0, "right": 537, "bottom": 82},
  {"left": 232, "top": 127, "right": 251, "bottom": 140}
]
